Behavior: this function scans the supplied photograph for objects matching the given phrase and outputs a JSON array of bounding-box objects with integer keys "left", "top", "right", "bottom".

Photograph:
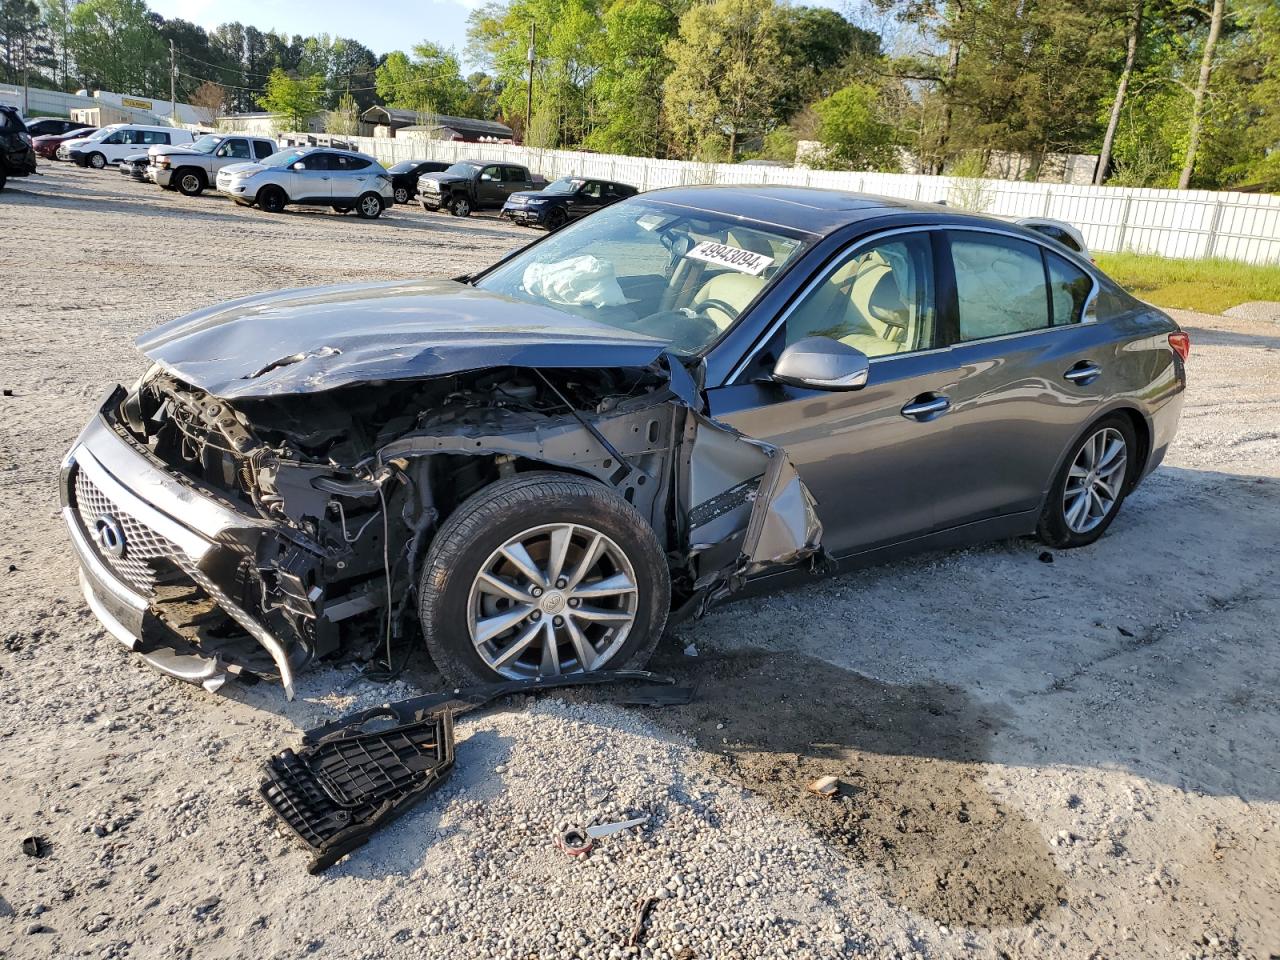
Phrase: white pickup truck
[{"left": 149, "top": 133, "right": 278, "bottom": 196}]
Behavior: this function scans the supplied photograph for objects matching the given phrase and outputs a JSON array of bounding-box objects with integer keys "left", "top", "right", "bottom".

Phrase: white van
[{"left": 66, "top": 124, "right": 194, "bottom": 169}]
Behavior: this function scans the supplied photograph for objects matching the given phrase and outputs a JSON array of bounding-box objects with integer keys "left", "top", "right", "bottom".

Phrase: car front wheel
[
  {"left": 449, "top": 196, "right": 472, "bottom": 217},
  {"left": 176, "top": 168, "right": 204, "bottom": 196},
  {"left": 1037, "top": 414, "right": 1137, "bottom": 548},
  {"left": 393, "top": 186, "right": 409, "bottom": 204},
  {"left": 88, "top": 152, "right": 106, "bottom": 169},
  {"left": 256, "top": 185, "right": 286, "bottom": 213},
  {"left": 418, "top": 472, "right": 670, "bottom": 685}
]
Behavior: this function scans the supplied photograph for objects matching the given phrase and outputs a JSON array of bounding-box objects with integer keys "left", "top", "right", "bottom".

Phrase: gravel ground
[{"left": 2, "top": 165, "right": 1279, "bottom": 960}]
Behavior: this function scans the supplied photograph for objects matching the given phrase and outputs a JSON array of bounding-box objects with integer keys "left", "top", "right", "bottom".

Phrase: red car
[{"left": 33, "top": 127, "right": 96, "bottom": 160}]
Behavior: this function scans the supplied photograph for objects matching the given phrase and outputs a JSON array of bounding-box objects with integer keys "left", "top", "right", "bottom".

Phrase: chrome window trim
[{"left": 726, "top": 222, "right": 1102, "bottom": 386}]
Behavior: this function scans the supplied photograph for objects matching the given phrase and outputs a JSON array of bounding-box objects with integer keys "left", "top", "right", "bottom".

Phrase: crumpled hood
[
  {"left": 135, "top": 279, "right": 668, "bottom": 400},
  {"left": 419, "top": 172, "right": 463, "bottom": 186}
]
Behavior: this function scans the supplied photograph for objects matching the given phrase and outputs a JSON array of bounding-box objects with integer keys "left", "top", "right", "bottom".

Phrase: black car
[
  {"left": 386, "top": 159, "right": 449, "bottom": 204},
  {"left": 418, "top": 160, "right": 545, "bottom": 217},
  {"left": 502, "top": 177, "right": 637, "bottom": 230},
  {"left": 118, "top": 152, "right": 150, "bottom": 181},
  {"left": 0, "top": 106, "right": 37, "bottom": 191},
  {"left": 23, "top": 117, "right": 84, "bottom": 139}
]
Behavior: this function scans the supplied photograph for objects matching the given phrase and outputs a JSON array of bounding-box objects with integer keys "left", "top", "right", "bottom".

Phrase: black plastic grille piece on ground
[{"left": 260, "top": 711, "right": 454, "bottom": 873}]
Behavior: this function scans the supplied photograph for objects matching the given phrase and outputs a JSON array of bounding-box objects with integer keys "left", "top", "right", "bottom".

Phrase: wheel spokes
[
  {"left": 571, "top": 572, "right": 637, "bottom": 599},
  {"left": 474, "top": 604, "right": 535, "bottom": 645},
  {"left": 500, "top": 542, "right": 546, "bottom": 587},
  {"left": 491, "top": 619, "right": 543, "bottom": 668}
]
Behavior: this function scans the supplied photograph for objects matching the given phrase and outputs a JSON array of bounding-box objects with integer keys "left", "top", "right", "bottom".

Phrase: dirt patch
[{"left": 645, "top": 650, "right": 1063, "bottom": 928}]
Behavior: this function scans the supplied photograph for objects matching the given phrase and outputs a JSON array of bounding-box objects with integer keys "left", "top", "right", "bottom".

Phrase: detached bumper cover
[{"left": 60, "top": 399, "right": 297, "bottom": 696}]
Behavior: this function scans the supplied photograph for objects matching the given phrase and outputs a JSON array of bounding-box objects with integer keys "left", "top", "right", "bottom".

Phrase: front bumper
[
  {"left": 60, "top": 398, "right": 297, "bottom": 696},
  {"left": 502, "top": 204, "right": 547, "bottom": 225},
  {"left": 153, "top": 166, "right": 175, "bottom": 188}
]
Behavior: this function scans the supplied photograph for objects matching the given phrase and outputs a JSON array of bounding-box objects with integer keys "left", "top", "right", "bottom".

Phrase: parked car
[
  {"left": 36, "top": 127, "right": 95, "bottom": 160},
  {"left": 216, "top": 146, "right": 393, "bottom": 218},
  {"left": 386, "top": 159, "right": 449, "bottom": 204},
  {"left": 1016, "top": 217, "right": 1094, "bottom": 261},
  {"left": 60, "top": 186, "right": 1187, "bottom": 697},
  {"left": 118, "top": 152, "right": 150, "bottom": 181},
  {"left": 502, "top": 176, "right": 637, "bottom": 230},
  {"left": 67, "top": 124, "right": 195, "bottom": 169},
  {"left": 150, "top": 133, "right": 278, "bottom": 196},
  {"left": 23, "top": 117, "right": 84, "bottom": 138},
  {"left": 418, "top": 160, "right": 545, "bottom": 217},
  {"left": 0, "top": 105, "right": 37, "bottom": 191}
]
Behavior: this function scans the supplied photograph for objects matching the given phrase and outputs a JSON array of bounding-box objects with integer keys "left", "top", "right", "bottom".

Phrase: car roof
[
  {"left": 293, "top": 146, "right": 378, "bottom": 161},
  {"left": 640, "top": 185, "right": 984, "bottom": 236}
]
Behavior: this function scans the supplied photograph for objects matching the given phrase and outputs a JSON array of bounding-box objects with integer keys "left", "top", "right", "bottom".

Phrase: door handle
[
  {"left": 901, "top": 394, "right": 951, "bottom": 421},
  {"left": 1064, "top": 362, "right": 1101, "bottom": 385}
]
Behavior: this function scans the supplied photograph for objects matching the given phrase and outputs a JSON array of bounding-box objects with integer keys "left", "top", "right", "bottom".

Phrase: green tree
[
  {"left": 0, "top": 0, "right": 55, "bottom": 87},
  {"left": 459, "top": 71, "right": 503, "bottom": 120},
  {"left": 813, "top": 81, "right": 900, "bottom": 170},
  {"left": 69, "top": 0, "right": 163, "bottom": 95},
  {"left": 375, "top": 43, "right": 468, "bottom": 119},
  {"left": 257, "top": 68, "right": 324, "bottom": 132},
  {"left": 663, "top": 0, "right": 789, "bottom": 160}
]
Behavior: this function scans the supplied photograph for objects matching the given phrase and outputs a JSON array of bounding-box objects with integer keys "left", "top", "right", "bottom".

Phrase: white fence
[{"left": 338, "top": 134, "right": 1280, "bottom": 265}]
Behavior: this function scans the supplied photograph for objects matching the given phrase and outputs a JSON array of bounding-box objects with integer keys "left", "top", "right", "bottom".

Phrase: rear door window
[
  {"left": 949, "top": 233, "right": 1051, "bottom": 341},
  {"left": 1046, "top": 252, "right": 1093, "bottom": 325},
  {"left": 253, "top": 140, "right": 274, "bottom": 160}
]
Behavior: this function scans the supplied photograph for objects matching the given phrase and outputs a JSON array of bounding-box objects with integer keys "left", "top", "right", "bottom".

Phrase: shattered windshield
[
  {"left": 444, "top": 161, "right": 481, "bottom": 177},
  {"left": 474, "top": 200, "right": 809, "bottom": 355}
]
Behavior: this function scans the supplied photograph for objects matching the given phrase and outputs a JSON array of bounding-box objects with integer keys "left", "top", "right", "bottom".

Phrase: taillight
[{"left": 1168, "top": 332, "right": 1190, "bottom": 361}]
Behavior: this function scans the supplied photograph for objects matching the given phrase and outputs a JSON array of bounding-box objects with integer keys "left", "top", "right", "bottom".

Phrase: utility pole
[
  {"left": 169, "top": 39, "right": 177, "bottom": 123},
  {"left": 525, "top": 22, "right": 535, "bottom": 145}
]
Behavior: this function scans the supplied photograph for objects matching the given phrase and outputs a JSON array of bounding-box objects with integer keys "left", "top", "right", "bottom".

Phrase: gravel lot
[{"left": 2, "top": 165, "right": 1278, "bottom": 960}]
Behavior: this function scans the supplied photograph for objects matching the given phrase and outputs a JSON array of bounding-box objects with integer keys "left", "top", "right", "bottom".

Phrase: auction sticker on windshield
[{"left": 685, "top": 241, "right": 774, "bottom": 276}]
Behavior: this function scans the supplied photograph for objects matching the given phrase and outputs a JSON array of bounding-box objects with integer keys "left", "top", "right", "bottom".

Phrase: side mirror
[
  {"left": 772, "top": 337, "right": 870, "bottom": 391},
  {"left": 480, "top": 173, "right": 493, "bottom": 181},
  {"left": 291, "top": 161, "right": 306, "bottom": 170}
]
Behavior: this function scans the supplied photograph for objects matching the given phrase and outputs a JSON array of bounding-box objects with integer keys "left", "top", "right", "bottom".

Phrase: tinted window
[
  {"left": 299, "top": 152, "right": 332, "bottom": 171},
  {"left": 784, "top": 234, "right": 935, "bottom": 358},
  {"left": 1047, "top": 252, "right": 1092, "bottom": 325},
  {"left": 505, "top": 166, "right": 528, "bottom": 182},
  {"left": 580, "top": 181, "right": 603, "bottom": 199},
  {"left": 0, "top": 110, "right": 18, "bottom": 132},
  {"left": 141, "top": 131, "right": 170, "bottom": 145},
  {"left": 334, "top": 154, "right": 371, "bottom": 170},
  {"left": 1031, "top": 223, "right": 1081, "bottom": 253},
  {"left": 951, "top": 233, "right": 1050, "bottom": 341},
  {"left": 253, "top": 140, "right": 275, "bottom": 160}
]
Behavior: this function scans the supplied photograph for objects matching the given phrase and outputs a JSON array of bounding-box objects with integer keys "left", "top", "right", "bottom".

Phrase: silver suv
[
  {"left": 216, "top": 146, "right": 393, "bottom": 219},
  {"left": 151, "top": 133, "right": 277, "bottom": 196}
]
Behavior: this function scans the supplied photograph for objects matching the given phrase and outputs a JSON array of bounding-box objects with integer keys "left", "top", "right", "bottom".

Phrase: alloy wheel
[
  {"left": 360, "top": 194, "right": 382, "bottom": 218},
  {"left": 394, "top": 187, "right": 409, "bottom": 203},
  {"left": 466, "top": 522, "right": 639, "bottom": 679},
  {"left": 1063, "top": 427, "right": 1127, "bottom": 534},
  {"left": 180, "top": 173, "right": 200, "bottom": 194}
]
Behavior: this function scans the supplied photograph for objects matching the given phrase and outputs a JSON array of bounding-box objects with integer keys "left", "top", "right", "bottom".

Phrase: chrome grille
[{"left": 72, "top": 466, "right": 176, "bottom": 595}]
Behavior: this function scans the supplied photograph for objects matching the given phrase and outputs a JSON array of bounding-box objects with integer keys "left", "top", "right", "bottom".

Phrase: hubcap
[
  {"left": 1063, "top": 427, "right": 1127, "bottom": 534},
  {"left": 182, "top": 174, "right": 198, "bottom": 191},
  {"left": 467, "top": 523, "right": 638, "bottom": 679}
]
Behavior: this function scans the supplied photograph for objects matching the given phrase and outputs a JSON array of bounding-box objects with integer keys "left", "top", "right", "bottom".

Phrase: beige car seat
[
  {"left": 786, "top": 251, "right": 915, "bottom": 355},
  {"left": 691, "top": 273, "right": 768, "bottom": 330}
]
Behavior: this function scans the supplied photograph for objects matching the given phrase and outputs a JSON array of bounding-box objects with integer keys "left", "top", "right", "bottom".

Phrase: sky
[{"left": 147, "top": 0, "right": 867, "bottom": 71}]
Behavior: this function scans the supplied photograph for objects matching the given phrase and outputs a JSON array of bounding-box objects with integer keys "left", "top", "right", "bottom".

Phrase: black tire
[
  {"left": 393, "top": 185, "right": 409, "bottom": 204},
  {"left": 545, "top": 207, "right": 569, "bottom": 231},
  {"left": 356, "top": 192, "right": 383, "bottom": 219},
  {"left": 331, "top": 205, "right": 352, "bottom": 213},
  {"left": 175, "top": 168, "right": 205, "bottom": 196},
  {"left": 1036, "top": 414, "right": 1138, "bottom": 549},
  {"left": 418, "top": 472, "right": 670, "bottom": 685},
  {"left": 0, "top": 174, "right": 6, "bottom": 192},
  {"left": 449, "top": 196, "right": 472, "bottom": 217},
  {"left": 257, "top": 185, "right": 286, "bottom": 213},
  {"left": 87, "top": 152, "right": 106, "bottom": 170}
]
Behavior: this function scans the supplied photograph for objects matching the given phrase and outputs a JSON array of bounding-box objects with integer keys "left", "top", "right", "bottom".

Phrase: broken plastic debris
[{"left": 807, "top": 776, "right": 842, "bottom": 798}]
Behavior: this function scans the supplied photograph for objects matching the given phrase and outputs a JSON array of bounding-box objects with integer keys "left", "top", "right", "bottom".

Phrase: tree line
[{"left": 0, "top": 0, "right": 1276, "bottom": 190}]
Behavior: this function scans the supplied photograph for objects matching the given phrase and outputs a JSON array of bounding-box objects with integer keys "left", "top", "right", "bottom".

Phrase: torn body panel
[{"left": 63, "top": 328, "right": 823, "bottom": 695}]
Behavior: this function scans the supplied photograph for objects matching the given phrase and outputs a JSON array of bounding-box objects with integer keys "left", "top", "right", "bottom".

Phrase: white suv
[
  {"left": 216, "top": 146, "right": 393, "bottom": 219},
  {"left": 66, "top": 124, "right": 194, "bottom": 169}
]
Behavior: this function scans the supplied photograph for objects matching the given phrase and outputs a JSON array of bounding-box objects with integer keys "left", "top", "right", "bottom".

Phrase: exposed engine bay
[{"left": 86, "top": 351, "right": 823, "bottom": 695}]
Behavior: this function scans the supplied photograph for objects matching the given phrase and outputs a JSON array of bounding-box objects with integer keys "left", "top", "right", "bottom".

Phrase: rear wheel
[
  {"left": 1036, "top": 415, "right": 1137, "bottom": 548},
  {"left": 87, "top": 152, "right": 106, "bottom": 170},
  {"left": 449, "top": 196, "right": 472, "bottom": 217},
  {"left": 419, "top": 472, "right": 670, "bottom": 685},
  {"left": 393, "top": 185, "right": 409, "bottom": 204},
  {"left": 356, "top": 192, "right": 384, "bottom": 219},
  {"left": 256, "top": 185, "right": 286, "bottom": 213},
  {"left": 175, "top": 168, "right": 205, "bottom": 196}
]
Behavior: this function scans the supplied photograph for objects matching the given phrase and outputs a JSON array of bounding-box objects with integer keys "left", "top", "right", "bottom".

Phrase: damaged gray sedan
[{"left": 60, "top": 187, "right": 1186, "bottom": 697}]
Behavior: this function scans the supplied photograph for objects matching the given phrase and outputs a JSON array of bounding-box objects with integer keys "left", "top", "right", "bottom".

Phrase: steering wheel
[{"left": 695, "top": 298, "right": 742, "bottom": 322}]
